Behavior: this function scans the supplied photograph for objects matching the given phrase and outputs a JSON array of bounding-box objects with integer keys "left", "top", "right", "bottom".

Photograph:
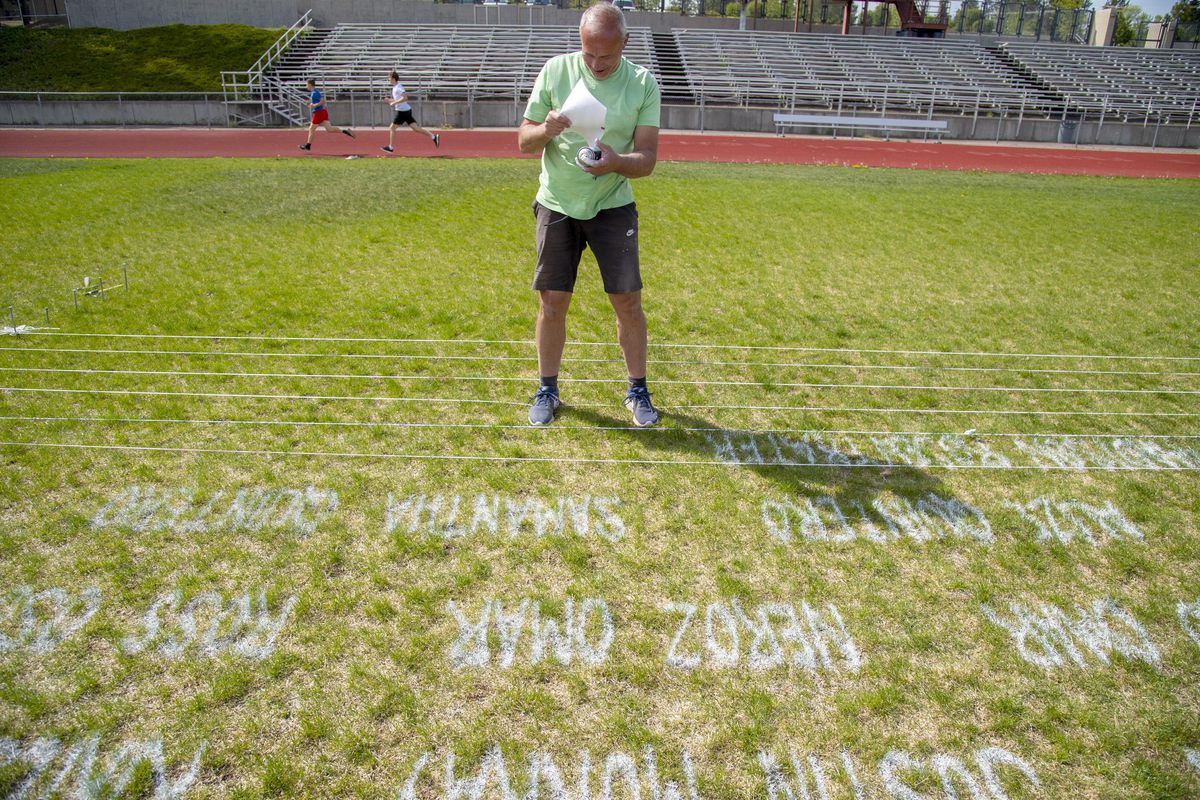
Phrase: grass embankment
[
  {"left": 0, "top": 158, "right": 1197, "bottom": 799},
  {"left": 0, "top": 24, "right": 283, "bottom": 92}
]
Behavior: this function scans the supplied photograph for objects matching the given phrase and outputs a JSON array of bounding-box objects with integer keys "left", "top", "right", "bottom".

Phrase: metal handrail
[
  {"left": 221, "top": 9, "right": 314, "bottom": 102},
  {"left": 0, "top": 91, "right": 223, "bottom": 100}
]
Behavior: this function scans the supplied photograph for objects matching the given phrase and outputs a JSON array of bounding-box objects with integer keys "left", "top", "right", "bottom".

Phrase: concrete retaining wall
[
  {"left": 3, "top": 98, "right": 1195, "bottom": 148},
  {"left": 0, "top": 99, "right": 227, "bottom": 127}
]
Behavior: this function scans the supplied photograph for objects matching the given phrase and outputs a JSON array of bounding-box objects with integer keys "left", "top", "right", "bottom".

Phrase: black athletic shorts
[
  {"left": 531, "top": 201, "right": 641, "bottom": 294},
  {"left": 392, "top": 109, "right": 416, "bottom": 126}
]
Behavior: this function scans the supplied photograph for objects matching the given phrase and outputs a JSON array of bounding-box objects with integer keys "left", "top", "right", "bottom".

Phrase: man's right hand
[{"left": 543, "top": 111, "right": 571, "bottom": 138}]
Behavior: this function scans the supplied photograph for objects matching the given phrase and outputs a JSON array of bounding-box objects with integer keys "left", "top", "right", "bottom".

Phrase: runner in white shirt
[{"left": 382, "top": 71, "right": 440, "bottom": 153}]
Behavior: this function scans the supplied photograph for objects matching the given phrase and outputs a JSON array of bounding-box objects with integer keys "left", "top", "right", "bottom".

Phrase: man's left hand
[{"left": 581, "top": 142, "right": 622, "bottom": 176}]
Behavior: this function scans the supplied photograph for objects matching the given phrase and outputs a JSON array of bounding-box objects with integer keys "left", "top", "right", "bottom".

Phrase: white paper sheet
[{"left": 560, "top": 79, "right": 607, "bottom": 147}]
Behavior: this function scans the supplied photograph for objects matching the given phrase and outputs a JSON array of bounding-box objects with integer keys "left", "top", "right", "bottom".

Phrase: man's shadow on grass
[{"left": 562, "top": 404, "right": 956, "bottom": 513}]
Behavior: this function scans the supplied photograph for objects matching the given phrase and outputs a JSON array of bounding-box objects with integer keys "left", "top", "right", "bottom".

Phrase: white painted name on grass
[
  {"left": 763, "top": 493, "right": 1144, "bottom": 548},
  {"left": 1177, "top": 598, "right": 1200, "bottom": 649},
  {"left": 760, "top": 746, "right": 1039, "bottom": 800},
  {"left": 448, "top": 598, "right": 615, "bottom": 667},
  {"left": 398, "top": 744, "right": 698, "bottom": 800},
  {"left": 122, "top": 588, "right": 298, "bottom": 661},
  {"left": 763, "top": 492, "right": 992, "bottom": 545},
  {"left": 387, "top": 494, "right": 626, "bottom": 541},
  {"left": 0, "top": 586, "right": 101, "bottom": 654},
  {"left": 664, "top": 600, "right": 861, "bottom": 673},
  {"left": 1002, "top": 497, "right": 1143, "bottom": 545},
  {"left": 706, "top": 431, "right": 1200, "bottom": 471},
  {"left": 981, "top": 598, "right": 1160, "bottom": 671},
  {"left": 0, "top": 734, "right": 205, "bottom": 800},
  {"left": 92, "top": 485, "right": 339, "bottom": 536},
  {"left": 1186, "top": 749, "right": 1200, "bottom": 774}
]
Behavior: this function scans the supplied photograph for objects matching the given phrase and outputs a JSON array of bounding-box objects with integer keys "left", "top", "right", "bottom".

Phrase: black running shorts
[
  {"left": 392, "top": 109, "right": 417, "bottom": 126},
  {"left": 531, "top": 201, "right": 642, "bottom": 294}
]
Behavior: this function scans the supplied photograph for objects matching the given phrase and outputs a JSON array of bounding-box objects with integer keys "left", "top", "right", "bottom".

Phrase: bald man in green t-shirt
[{"left": 518, "top": 2, "right": 662, "bottom": 428}]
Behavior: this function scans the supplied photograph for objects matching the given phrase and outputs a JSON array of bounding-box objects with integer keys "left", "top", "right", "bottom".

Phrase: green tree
[
  {"left": 1112, "top": 1, "right": 1149, "bottom": 44},
  {"left": 1170, "top": 0, "right": 1199, "bottom": 22}
]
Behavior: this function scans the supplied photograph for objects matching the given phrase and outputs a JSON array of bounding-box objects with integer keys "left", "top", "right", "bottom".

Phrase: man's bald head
[
  {"left": 580, "top": 2, "right": 627, "bottom": 39},
  {"left": 579, "top": 2, "right": 628, "bottom": 80}
]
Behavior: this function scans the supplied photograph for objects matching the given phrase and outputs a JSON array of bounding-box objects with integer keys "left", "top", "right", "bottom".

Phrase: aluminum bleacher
[
  {"left": 267, "top": 23, "right": 659, "bottom": 101},
  {"left": 673, "top": 29, "right": 1062, "bottom": 118},
  {"left": 996, "top": 42, "right": 1200, "bottom": 120},
  {"left": 226, "top": 18, "right": 1199, "bottom": 143}
]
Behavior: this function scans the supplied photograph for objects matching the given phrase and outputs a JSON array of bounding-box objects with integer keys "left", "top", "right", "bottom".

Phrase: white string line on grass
[
  {"left": 4, "top": 415, "right": 1198, "bottom": 440},
  {"left": 3, "top": 386, "right": 1198, "bottom": 417},
  {"left": 23, "top": 331, "right": 1200, "bottom": 362},
  {"left": 3, "top": 345, "right": 1199, "bottom": 379},
  {"left": 4, "top": 365, "right": 1199, "bottom": 396},
  {"left": 3, "top": 440, "right": 1198, "bottom": 470}
]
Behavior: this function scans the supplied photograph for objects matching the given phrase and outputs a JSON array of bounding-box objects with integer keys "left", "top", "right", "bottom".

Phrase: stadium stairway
[
  {"left": 987, "top": 45, "right": 1067, "bottom": 108},
  {"left": 651, "top": 32, "right": 693, "bottom": 104}
]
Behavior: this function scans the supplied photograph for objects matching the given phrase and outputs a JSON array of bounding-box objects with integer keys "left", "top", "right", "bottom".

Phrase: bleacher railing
[
  {"left": 534, "top": 0, "right": 1093, "bottom": 41},
  {"left": 221, "top": 9, "right": 315, "bottom": 123}
]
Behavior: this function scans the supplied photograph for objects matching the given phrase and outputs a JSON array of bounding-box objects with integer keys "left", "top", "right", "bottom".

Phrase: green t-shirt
[{"left": 524, "top": 52, "right": 661, "bottom": 220}]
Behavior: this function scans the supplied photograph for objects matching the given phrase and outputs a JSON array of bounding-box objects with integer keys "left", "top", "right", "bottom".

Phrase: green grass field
[
  {"left": 1, "top": 156, "right": 1198, "bottom": 799},
  {"left": 0, "top": 25, "right": 282, "bottom": 92}
]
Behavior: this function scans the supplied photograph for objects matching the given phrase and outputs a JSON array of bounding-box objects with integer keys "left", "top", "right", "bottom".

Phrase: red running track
[{"left": 1, "top": 127, "right": 1198, "bottom": 178}]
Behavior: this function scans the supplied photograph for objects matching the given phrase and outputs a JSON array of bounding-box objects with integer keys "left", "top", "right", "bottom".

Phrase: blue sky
[{"left": 1134, "top": 0, "right": 1176, "bottom": 17}]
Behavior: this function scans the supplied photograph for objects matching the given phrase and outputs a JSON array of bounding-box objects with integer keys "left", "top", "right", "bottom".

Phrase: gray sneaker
[
  {"left": 528, "top": 386, "right": 560, "bottom": 426},
  {"left": 624, "top": 386, "right": 659, "bottom": 427}
]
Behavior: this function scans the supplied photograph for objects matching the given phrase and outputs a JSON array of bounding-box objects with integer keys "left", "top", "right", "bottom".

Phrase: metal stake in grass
[{"left": 6, "top": 306, "right": 16, "bottom": 338}]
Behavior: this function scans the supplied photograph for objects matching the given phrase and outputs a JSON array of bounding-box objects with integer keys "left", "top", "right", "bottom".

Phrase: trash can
[{"left": 1057, "top": 115, "right": 1080, "bottom": 144}]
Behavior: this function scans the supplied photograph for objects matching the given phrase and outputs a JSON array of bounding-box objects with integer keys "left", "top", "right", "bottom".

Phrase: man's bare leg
[
  {"left": 608, "top": 291, "right": 647, "bottom": 380},
  {"left": 537, "top": 290, "right": 573, "bottom": 378},
  {"left": 609, "top": 290, "right": 658, "bottom": 426},
  {"left": 409, "top": 122, "right": 436, "bottom": 142},
  {"left": 530, "top": 289, "right": 572, "bottom": 424}
]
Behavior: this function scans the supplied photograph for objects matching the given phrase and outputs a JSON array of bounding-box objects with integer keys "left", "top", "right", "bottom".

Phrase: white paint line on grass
[
  {"left": 386, "top": 494, "right": 625, "bottom": 541},
  {"left": 91, "top": 485, "right": 339, "bottom": 537},
  {"left": 7, "top": 415, "right": 1200, "bottom": 440},
  {"left": 7, "top": 345, "right": 1200, "bottom": 377},
  {"left": 664, "top": 600, "right": 861, "bottom": 673},
  {"left": 6, "top": 386, "right": 1198, "bottom": 419},
  {"left": 981, "top": 598, "right": 1161, "bottom": 671},
  {"left": 8, "top": 365, "right": 1199, "bottom": 395},
  {"left": 25, "top": 331, "right": 1200, "bottom": 362},
  {"left": 447, "top": 598, "right": 615, "bottom": 668},
  {"left": 0, "top": 735, "right": 205, "bottom": 800},
  {"left": 6, "top": 440, "right": 1200, "bottom": 470}
]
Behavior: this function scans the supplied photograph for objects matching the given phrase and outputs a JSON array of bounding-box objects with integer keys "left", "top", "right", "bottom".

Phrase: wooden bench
[{"left": 773, "top": 113, "right": 948, "bottom": 140}]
